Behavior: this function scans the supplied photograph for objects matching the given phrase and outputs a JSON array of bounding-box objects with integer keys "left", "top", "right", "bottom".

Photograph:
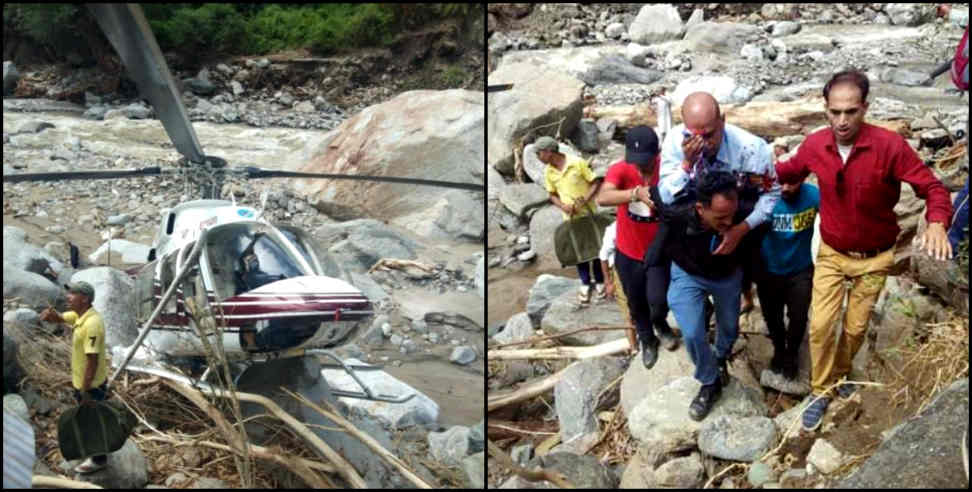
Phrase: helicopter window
[
  {"left": 166, "top": 213, "right": 175, "bottom": 235},
  {"left": 279, "top": 229, "right": 317, "bottom": 274},
  {"left": 229, "top": 232, "right": 304, "bottom": 294}
]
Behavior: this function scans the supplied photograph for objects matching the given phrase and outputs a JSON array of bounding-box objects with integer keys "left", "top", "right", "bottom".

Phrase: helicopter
[{"left": 4, "top": 4, "right": 483, "bottom": 402}]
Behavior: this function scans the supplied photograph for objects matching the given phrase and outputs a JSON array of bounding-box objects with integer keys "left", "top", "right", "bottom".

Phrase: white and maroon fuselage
[{"left": 125, "top": 200, "right": 372, "bottom": 358}]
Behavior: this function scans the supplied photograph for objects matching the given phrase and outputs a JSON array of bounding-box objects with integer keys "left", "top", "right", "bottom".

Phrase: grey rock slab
[
  {"left": 498, "top": 183, "right": 551, "bottom": 218},
  {"left": 525, "top": 274, "right": 576, "bottom": 327},
  {"left": 540, "top": 289, "right": 627, "bottom": 346},
  {"left": 748, "top": 461, "right": 777, "bottom": 487},
  {"left": 698, "top": 415, "right": 778, "bottom": 462},
  {"left": 449, "top": 346, "right": 477, "bottom": 365},
  {"left": 555, "top": 357, "right": 626, "bottom": 441},
  {"left": 619, "top": 341, "right": 697, "bottom": 417},
  {"left": 525, "top": 452, "right": 617, "bottom": 489},
  {"left": 577, "top": 54, "right": 663, "bottom": 86},
  {"left": 838, "top": 378, "right": 969, "bottom": 488},
  {"left": 492, "top": 312, "right": 534, "bottom": 345},
  {"left": 462, "top": 451, "right": 485, "bottom": 488},
  {"left": 628, "top": 376, "right": 768, "bottom": 444},
  {"left": 428, "top": 425, "right": 471, "bottom": 467}
]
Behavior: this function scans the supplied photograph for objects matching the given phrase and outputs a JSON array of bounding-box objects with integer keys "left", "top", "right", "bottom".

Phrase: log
[
  {"left": 32, "top": 476, "right": 103, "bottom": 489},
  {"left": 488, "top": 337, "right": 631, "bottom": 360},
  {"left": 488, "top": 362, "right": 575, "bottom": 412},
  {"left": 586, "top": 97, "right": 911, "bottom": 139},
  {"left": 282, "top": 387, "right": 435, "bottom": 489}
]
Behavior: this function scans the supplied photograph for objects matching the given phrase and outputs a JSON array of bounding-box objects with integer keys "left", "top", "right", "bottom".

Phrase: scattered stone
[
  {"left": 748, "top": 462, "right": 777, "bottom": 487},
  {"left": 807, "top": 438, "right": 843, "bottom": 474},
  {"left": 698, "top": 415, "right": 778, "bottom": 462},
  {"left": 449, "top": 346, "right": 477, "bottom": 365}
]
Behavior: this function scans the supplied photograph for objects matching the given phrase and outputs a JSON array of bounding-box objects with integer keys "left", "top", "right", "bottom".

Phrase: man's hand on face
[
  {"left": 713, "top": 222, "right": 750, "bottom": 255},
  {"left": 914, "top": 222, "right": 953, "bottom": 261},
  {"left": 681, "top": 134, "right": 705, "bottom": 171}
]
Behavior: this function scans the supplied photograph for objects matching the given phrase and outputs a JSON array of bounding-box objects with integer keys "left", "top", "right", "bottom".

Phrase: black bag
[
  {"left": 58, "top": 398, "right": 137, "bottom": 460},
  {"left": 554, "top": 211, "right": 614, "bottom": 267}
]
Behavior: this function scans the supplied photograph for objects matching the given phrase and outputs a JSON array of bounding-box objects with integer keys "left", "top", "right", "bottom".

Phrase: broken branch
[
  {"left": 488, "top": 337, "right": 631, "bottom": 360},
  {"left": 487, "top": 438, "right": 575, "bottom": 488},
  {"left": 488, "top": 361, "right": 576, "bottom": 412}
]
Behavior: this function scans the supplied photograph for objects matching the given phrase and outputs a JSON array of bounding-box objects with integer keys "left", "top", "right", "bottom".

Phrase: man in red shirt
[
  {"left": 775, "top": 70, "right": 953, "bottom": 432},
  {"left": 596, "top": 126, "right": 679, "bottom": 370}
]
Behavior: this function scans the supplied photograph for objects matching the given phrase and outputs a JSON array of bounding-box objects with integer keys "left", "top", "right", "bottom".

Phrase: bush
[
  {"left": 4, "top": 3, "right": 85, "bottom": 55},
  {"left": 146, "top": 4, "right": 248, "bottom": 56}
]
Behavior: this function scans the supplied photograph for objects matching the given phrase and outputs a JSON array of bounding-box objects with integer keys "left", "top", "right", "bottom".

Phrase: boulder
[
  {"left": 653, "top": 452, "right": 705, "bottom": 488},
  {"left": 839, "top": 378, "right": 969, "bottom": 488},
  {"left": 66, "top": 438, "right": 148, "bottom": 489},
  {"left": 488, "top": 63, "right": 584, "bottom": 176},
  {"left": 292, "top": 90, "right": 482, "bottom": 222},
  {"left": 771, "top": 21, "right": 801, "bottom": 37},
  {"left": 88, "top": 240, "right": 152, "bottom": 265},
  {"left": 577, "top": 55, "right": 663, "bottom": 86},
  {"left": 525, "top": 275, "right": 577, "bottom": 327},
  {"left": 555, "top": 357, "right": 626, "bottom": 442},
  {"left": 541, "top": 289, "right": 627, "bottom": 346},
  {"left": 395, "top": 189, "right": 483, "bottom": 241},
  {"left": 449, "top": 346, "right": 477, "bottom": 365},
  {"left": 698, "top": 415, "right": 777, "bottom": 462},
  {"left": 879, "top": 67, "right": 931, "bottom": 87},
  {"left": 672, "top": 75, "right": 753, "bottom": 107},
  {"left": 498, "top": 183, "right": 551, "bottom": 218},
  {"left": 424, "top": 311, "right": 482, "bottom": 333},
  {"left": 679, "top": 22, "right": 762, "bottom": 56},
  {"left": 428, "top": 425, "right": 472, "bottom": 467},
  {"left": 349, "top": 272, "right": 389, "bottom": 305},
  {"left": 885, "top": 3, "right": 933, "bottom": 26},
  {"left": 571, "top": 118, "right": 600, "bottom": 152},
  {"left": 619, "top": 340, "right": 698, "bottom": 417},
  {"left": 492, "top": 312, "right": 534, "bottom": 345},
  {"left": 3, "top": 262, "right": 64, "bottom": 310},
  {"left": 4, "top": 226, "right": 66, "bottom": 275},
  {"left": 319, "top": 220, "right": 421, "bottom": 272},
  {"left": 70, "top": 267, "right": 138, "bottom": 349},
  {"left": 525, "top": 452, "right": 617, "bottom": 489},
  {"left": 121, "top": 103, "right": 152, "bottom": 119},
  {"left": 628, "top": 376, "right": 768, "bottom": 443},
  {"left": 527, "top": 205, "right": 567, "bottom": 270},
  {"left": 806, "top": 438, "right": 843, "bottom": 475},
  {"left": 628, "top": 4, "right": 684, "bottom": 45}
]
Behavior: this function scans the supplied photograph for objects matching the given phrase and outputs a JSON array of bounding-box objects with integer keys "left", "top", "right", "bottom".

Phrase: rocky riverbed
[{"left": 488, "top": 3, "right": 969, "bottom": 489}]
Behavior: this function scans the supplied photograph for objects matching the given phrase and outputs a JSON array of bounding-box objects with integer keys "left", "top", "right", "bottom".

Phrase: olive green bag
[
  {"left": 554, "top": 211, "right": 614, "bottom": 267},
  {"left": 57, "top": 398, "right": 137, "bottom": 461}
]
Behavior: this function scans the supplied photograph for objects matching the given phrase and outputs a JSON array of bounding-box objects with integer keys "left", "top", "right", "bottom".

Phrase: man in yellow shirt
[
  {"left": 40, "top": 281, "right": 110, "bottom": 474},
  {"left": 537, "top": 136, "right": 605, "bottom": 304}
]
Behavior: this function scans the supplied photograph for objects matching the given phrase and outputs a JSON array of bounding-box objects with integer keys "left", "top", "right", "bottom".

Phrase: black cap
[{"left": 625, "top": 126, "right": 659, "bottom": 166}]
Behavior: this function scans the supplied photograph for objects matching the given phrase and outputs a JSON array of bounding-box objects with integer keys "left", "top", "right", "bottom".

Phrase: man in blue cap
[{"left": 40, "top": 281, "right": 110, "bottom": 474}]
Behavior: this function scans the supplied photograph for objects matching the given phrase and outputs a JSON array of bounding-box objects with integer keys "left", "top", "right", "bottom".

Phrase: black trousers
[
  {"left": 755, "top": 265, "right": 813, "bottom": 363},
  {"left": 614, "top": 250, "right": 671, "bottom": 344}
]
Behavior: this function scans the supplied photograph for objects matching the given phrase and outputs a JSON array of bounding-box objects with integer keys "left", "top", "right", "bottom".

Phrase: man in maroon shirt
[
  {"left": 775, "top": 70, "right": 953, "bottom": 432},
  {"left": 596, "top": 126, "right": 679, "bottom": 370}
]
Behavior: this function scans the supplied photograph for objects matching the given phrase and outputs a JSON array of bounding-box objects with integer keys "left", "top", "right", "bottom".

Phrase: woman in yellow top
[
  {"left": 536, "top": 136, "right": 604, "bottom": 304},
  {"left": 40, "top": 281, "right": 110, "bottom": 474}
]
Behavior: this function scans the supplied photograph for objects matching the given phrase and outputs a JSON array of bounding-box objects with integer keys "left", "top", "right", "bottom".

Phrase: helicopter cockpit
[{"left": 204, "top": 224, "right": 310, "bottom": 300}]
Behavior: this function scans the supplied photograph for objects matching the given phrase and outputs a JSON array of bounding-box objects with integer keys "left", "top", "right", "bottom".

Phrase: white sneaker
[
  {"left": 594, "top": 283, "right": 606, "bottom": 300},
  {"left": 577, "top": 284, "right": 591, "bottom": 304},
  {"left": 74, "top": 457, "right": 107, "bottom": 474}
]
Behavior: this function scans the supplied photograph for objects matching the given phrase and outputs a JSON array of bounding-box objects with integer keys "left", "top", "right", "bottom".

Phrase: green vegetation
[{"left": 3, "top": 3, "right": 478, "bottom": 59}]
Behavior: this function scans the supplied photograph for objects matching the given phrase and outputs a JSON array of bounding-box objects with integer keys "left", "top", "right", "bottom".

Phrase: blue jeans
[
  {"left": 667, "top": 262, "right": 742, "bottom": 385},
  {"left": 947, "top": 176, "right": 969, "bottom": 254}
]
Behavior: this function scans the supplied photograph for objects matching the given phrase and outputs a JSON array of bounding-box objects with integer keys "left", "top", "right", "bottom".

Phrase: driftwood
[
  {"left": 490, "top": 325, "right": 628, "bottom": 349},
  {"left": 488, "top": 361, "right": 575, "bottom": 412},
  {"left": 368, "top": 258, "right": 437, "bottom": 277},
  {"left": 162, "top": 380, "right": 368, "bottom": 488},
  {"left": 586, "top": 97, "right": 911, "bottom": 139},
  {"left": 488, "top": 337, "right": 631, "bottom": 360},
  {"left": 487, "top": 438, "right": 575, "bottom": 488},
  {"left": 282, "top": 387, "right": 435, "bottom": 489},
  {"left": 32, "top": 476, "right": 103, "bottom": 489}
]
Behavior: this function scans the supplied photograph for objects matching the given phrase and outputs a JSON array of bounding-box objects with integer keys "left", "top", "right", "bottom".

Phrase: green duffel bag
[
  {"left": 553, "top": 211, "right": 614, "bottom": 267},
  {"left": 57, "top": 398, "right": 137, "bottom": 461}
]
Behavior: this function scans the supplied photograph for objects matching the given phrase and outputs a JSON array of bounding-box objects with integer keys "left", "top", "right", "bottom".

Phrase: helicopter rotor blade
[
  {"left": 3, "top": 167, "right": 165, "bottom": 183},
  {"left": 87, "top": 4, "right": 206, "bottom": 164},
  {"left": 238, "top": 167, "right": 484, "bottom": 191}
]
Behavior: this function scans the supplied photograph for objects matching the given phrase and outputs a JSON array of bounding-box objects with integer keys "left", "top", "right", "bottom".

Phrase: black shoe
[
  {"left": 716, "top": 356, "right": 730, "bottom": 386},
  {"left": 689, "top": 380, "right": 723, "bottom": 421},
  {"left": 656, "top": 327, "right": 680, "bottom": 351},
  {"left": 641, "top": 337, "right": 659, "bottom": 370}
]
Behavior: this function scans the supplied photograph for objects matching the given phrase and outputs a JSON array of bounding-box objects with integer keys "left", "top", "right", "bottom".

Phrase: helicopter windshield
[{"left": 205, "top": 225, "right": 308, "bottom": 298}]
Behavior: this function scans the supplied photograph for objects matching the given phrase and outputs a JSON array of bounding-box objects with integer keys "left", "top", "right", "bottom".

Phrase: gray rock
[
  {"left": 605, "top": 22, "right": 625, "bottom": 39},
  {"left": 525, "top": 452, "right": 617, "bottom": 488},
  {"left": 628, "top": 4, "right": 684, "bottom": 45},
  {"left": 779, "top": 468, "right": 806, "bottom": 486},
  {"left": 771, "top": 21, "right": 801, "bottom": 37},
  {"left": 698, "top": 415, "right": 777, "bottom": 462},
  {"left": 511, "top": 443, "right": 533, "bottom": 466},
  {"left": 474, "top": 256, "right": 484, "bottom": 299},
  {"left": 748, "top": 462, "right": 777, "bottom": 487},
  {"left": 321, "top": 358, "right": 438, "bottom": 429},
  {"left": 83, "top": 105, "right": 108, "bottom": 120},
  {"left": 230, "top": 80, "right": 244, "bottom": 96},
  {"left": 122, "top": 103, "right": 152, "bottom": 119},
  {"left": 3, "top": 61, "right": 19, "bottom": 95},
  {"left": 654, "top": 452, "right": 704, "bottom": 488},
  {"left": 424, "top": 311, "right": 481, "bottom": 332},
  {"left": 428, "top": 426, "right": 471, "bottom": 466},
  {"left": 740, "top": 44, "right": 763, "bottom": 62},
  {"left": 4, "top": 308, "right": 40, "bottom": 328},
  {"left": 3, "top": 262, "right": 64, "bottom": 310},
  {"left": 541, "top": 288, "right": 627, "bottom": 346},
  {"left": 390, "top": 334, "right": 403, "bottom": 346},
  {"left": 349, "top": 272, "right": 389, "bottom": 305},
  {"left": 806, "top": 438, "right": 843, "bottom": 474},
  {"left": 4, "top": 225, "right": 65, "bottom": 275},
  {"left": 319, "top": 220, "right": 420, "bottom": 272},
  {"left": 360, "top": 315, "right": 388, "bottom": 346},
  {"left": 89, "top": 239, "right": 152, "bottom": 265},
  {"left": 628, "top": 376, "right": 768, "bottom": 444},
  {"left": 449, "top": 346, "right": 477, "bottom": 365},
  {"left": 839, "top": 379, "right": 968, "bottom": 488},
  {"left": 498, "top": 183, "right": 550, "bottom": 218},
  {"left": 492, "top": 312, "right": 534, "bottom": 345},
  {"left": 555, "top": 357, "right": 626, "bottom": 441},
  {"left": 681, "top": 22, "right": 762, "bottom": 56},
  {"left": 672, "top": 75, "right": 752, "bottom": 106},
  {"left": 760, "top": 368, "right": 811, "bottom": 396},
  {"left": 886, "top": 3, "right": 931, "bottom": 26},
  {"left": 295, "top": 100, "right": 315, "bottom": 113},
  {"left": 70, "top": 267, "right": 138, "bottom": 349},
  {"left": 525, "top": 274, "right": 576, "bottom": 327},
  {"left": 571, "top": 118, "right": 600, "bottom": 152},
  {"left": 184, "top": 77, "right": 215, "bottom": 95},
  {"left": 68, "top": 438, "right": 148, "bottom": 489},
  {"left": 462, "top": 452, "right": 485, "bottom": 488},
  {"left": 579, "top": 55, "right": 663, "bottom": 86},
  {"left": 880, "top": 67, "right": 930, "bottom": 87},
  {"left": 411, "top": 318, "right": 428, "bottom": 334}
]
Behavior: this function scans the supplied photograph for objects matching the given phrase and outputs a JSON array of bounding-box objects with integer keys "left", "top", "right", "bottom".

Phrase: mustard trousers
[{"left": 809, "top": 242, "right": 894, "bottom": 396}]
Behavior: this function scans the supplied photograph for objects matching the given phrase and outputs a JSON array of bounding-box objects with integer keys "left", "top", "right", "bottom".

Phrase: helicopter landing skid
[{"left": 306, "top": 349, "right": 416, "bottom": 404}]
